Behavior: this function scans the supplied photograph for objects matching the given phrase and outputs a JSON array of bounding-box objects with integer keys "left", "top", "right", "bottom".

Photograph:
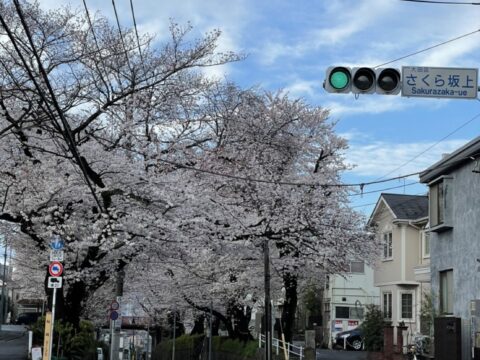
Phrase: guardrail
[{"left": 258, "top": 334, "right": 304, "bottom": 359}]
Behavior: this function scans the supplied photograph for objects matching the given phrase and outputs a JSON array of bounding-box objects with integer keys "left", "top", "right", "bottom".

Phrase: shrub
[{"left": 362, "top": 304, "right": 384, "bottom": 352}]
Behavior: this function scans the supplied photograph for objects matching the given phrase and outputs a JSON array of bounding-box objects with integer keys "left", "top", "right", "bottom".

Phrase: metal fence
[{"left": 258, "top": 334, "right": 304, "bottom": 359}]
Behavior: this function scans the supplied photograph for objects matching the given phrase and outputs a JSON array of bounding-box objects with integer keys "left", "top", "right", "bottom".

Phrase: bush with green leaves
[
  {"left": 31, "top": 317, "right": 105, "bottom": 360},
  {"left": 362, "top": 304, "right": 385, "bottom": 352},
  {"left": 153, "top": 335, "right": 258, "bottom": 359}
]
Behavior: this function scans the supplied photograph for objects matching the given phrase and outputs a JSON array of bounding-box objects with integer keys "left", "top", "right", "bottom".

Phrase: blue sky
[{"left": 37, "top": 0, "right": 480, "bottom": 216}]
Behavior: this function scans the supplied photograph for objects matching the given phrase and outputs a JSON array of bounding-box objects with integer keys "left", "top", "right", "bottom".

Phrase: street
[
  {"left": 0, "top": 328, "right": 28, "bottom": 360},
  {"left": 316, "top": 349, "right": 367, "bottom": 360}
]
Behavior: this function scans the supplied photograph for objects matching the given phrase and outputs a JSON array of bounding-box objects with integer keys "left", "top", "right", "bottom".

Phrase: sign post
[
  {"left": 43, "top": 236, "right": 65, "bottom": 360},
  {"left": 42, "top": 312, "right": 52, "bottom": 360},
  {"left": 109, "top": 300, "right": 120, "bottom": 360}
]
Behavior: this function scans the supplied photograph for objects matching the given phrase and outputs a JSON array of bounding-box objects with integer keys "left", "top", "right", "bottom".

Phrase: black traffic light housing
[{"left": 324, "top": 66, "right": 401, "bottom": 95}]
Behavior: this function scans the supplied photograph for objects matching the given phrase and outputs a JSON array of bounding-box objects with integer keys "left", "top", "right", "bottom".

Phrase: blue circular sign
[
  {"left": 110, "top": 310, "right": 119, "bottom": 321},
  {"left": 50, "top": 236, "right": 64, "bottom": 250}
]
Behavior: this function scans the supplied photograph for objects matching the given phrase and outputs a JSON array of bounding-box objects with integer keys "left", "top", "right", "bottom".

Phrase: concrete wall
[{"left": 429, "top": 161, "right": 480, "bottom": 360}]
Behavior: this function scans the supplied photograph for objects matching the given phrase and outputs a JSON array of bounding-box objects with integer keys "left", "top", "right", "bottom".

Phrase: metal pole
[
  {"left": 109, "top": 319, "right": 114, "bottom": 360},
  {"left": 172, "top": 310, "right": 176, "bottom": 360},
  {"left": 48, "top": 287, "right": 57, "bottom": 360},
  {"left": 0, "top": 236, "right": 8, "bottom": 327},
  {"left": 264, "top": 239, "right": 271, "bottom": 360},
  {"left": 209, "top": 301, "right": 213, "bottom": 360}
]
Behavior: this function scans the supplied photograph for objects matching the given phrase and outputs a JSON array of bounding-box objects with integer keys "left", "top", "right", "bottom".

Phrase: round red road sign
[
  {"left": 110, "top": 300, "right": 120, "bottom": 311},
  {"left": 48, "top": 261, "right": 63, "bottom": 277}
]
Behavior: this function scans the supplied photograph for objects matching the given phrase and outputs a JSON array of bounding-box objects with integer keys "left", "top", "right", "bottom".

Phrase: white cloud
[
  {"left": 284, "top": 80, "right": 319, "bottom": 98},
  {"left": 324, "top": 96, "right": 411, "bottom": 117},
  {"left": 344, "top": 138, "right": 470, "bottom": 178}
]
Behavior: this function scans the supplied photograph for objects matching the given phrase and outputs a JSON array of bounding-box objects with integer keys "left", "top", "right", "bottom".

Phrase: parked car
[
  {"left": 334, "top": 326, "right": 364, "bottom": 351},
  {"left": 15, "top": 312, "right": 41, "bottom": 325}
]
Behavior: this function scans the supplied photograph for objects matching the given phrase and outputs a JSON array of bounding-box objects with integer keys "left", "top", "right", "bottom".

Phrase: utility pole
[
  {"left": 0, "top": 235, "right": 8, "bottom": 328},
  {"left": 264, "top": 239, "right": 271, "bottom": 360},
  {"left": 209, "top": 301, "right": 213, "bottom": 360},
  {"left": 172, "top": 308, "right": 176, "bottom": 360}
]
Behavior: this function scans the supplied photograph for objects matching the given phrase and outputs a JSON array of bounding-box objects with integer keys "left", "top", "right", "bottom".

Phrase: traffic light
[{"left": 324, "top": 66, "right": 401, "bottom": 95}]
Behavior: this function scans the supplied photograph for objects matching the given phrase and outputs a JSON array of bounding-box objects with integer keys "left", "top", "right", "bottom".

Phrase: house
[
  {"left": 419, "top": 136, "right": 480, "bottom": 360},
  {"left": 322, "top": 260, "right": 379, "bottom": 348},
  {"left": 368, "top": 193, "right": 430, "bottom": 341}
]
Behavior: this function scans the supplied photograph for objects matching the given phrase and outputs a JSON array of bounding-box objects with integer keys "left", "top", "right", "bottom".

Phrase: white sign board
[
  {"left": 49, "top": 250, "right": 64, "bottom": 262},
  {"left": 402, "top": 66, "right": 478, "bottom": 99},
  {"left": 47, "top": 276, "right": 63, "bottom": 289},
  {"left": 31, "top": 347, "right": 42, "bottom": 360}
]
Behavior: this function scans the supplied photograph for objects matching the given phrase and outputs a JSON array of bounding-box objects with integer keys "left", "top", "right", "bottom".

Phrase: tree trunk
[
  {"left": 281, "top": 272, "right": 297, "bottom": 343},
  {"left": 227, "top": 301, "right": 253, "bottom": 341},
  {"left": 190, "top": 314, "right": 205, "bottom": 335}
]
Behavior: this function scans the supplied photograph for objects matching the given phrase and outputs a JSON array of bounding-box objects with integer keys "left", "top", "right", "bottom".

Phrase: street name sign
[
  {"left": 48, "top": 276, "right": 63, "bottom": 289},
  {"left": 48, "top": 261, "right": 63, "bottom": 277},
  {"left": 402, "top": 66, "right": 478, "bottom": 99},
  {"left": 49, "top": 249, "right": 64, "bottom": 262}
]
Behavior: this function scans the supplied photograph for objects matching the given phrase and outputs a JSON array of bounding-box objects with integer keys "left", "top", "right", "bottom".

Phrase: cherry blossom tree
[
  {"left": 0, "top": 1, "right": 378, "bottom": 336},
  {"left": 0, "top": 1, "right": 241, "bottom": 327}
]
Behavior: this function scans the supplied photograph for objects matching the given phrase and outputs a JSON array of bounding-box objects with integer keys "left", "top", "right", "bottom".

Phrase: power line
[
  {"left": 129, "top": 0, "right": 144, "bottom": 63},
  {"left": 347, "top": 181, "right": 420, "bottom": 197},
  {"left": 82, "top": 0, "right": 111, "bottom": 95},
  {"left": 400, "top": 0, "right": 480, "bottom": 4},
  {"left": 375, "top": 27, "right": 480, "bottom": 68},
  {"left": 154, "top": 157, "right": 422, "bottom": 188},
  {"left": 375, "top": 111, "right": 480, "bottom": 180},
  {"left": 10, "top": 0, "right": 105, "bottom": 212},
  {"left": 111, "top": 0, "right": 133, "bottom": 73}
]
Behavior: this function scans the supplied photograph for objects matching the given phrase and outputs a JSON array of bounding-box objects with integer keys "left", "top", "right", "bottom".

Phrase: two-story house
[
  {"left": 322, "top": 260, "right": 379, "bottom": 348},
  {"left": 368, "top": 193, "right": 430, "bottom": 340},
  {"left": 419, "top": 136, "right": 480, "bottom": 360}
]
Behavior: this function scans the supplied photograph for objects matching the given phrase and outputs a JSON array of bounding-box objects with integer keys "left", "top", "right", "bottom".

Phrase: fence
[{"left": 258, "top": 334, "right": 304, "bottom": 359}]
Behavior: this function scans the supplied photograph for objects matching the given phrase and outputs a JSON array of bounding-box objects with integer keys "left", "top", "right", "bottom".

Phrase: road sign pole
[
  {"left": 110, "top": 318, "right": 114, "bottom": 360},
  {"left": 48, "top": 287, "right": 57, "bottom": 360}
]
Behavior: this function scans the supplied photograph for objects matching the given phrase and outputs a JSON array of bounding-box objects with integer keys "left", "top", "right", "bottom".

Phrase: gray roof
[
  {"left": 420, "top": 136, "right": 480, "bottom": 183},
  {"left": 380, "top": 193, "right": 428, "bottom": 220}
]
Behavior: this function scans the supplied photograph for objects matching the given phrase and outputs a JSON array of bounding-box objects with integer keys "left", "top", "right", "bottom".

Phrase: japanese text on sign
[{"left": 402, "top": 66, "right": 478, "bottom": 99}]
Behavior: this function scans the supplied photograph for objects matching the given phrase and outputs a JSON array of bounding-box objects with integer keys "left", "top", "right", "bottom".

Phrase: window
[
  {"left": 336, "top": 306, "right": 350, "bottom": 319},
  {"left": 429, "top": 177, "right": 453, "bottom": 231},
  {"left": 334, "top": 306, "right": 365, "bottom": 320},
  {"left": 401, "top": 293, "right": 413, "bottom": 319},
  {"left": 349, "top": 261, "right": 365, "bottom": 273},
  {"left": 350, "top": 307, "right": 364, "bottom": 320},
  {"left": 383, "top": 292, "right": 392, "bottom": 319},
  {"left": 383, "top": 232, "right": 393, "bottom": 259},
  {"left": 422, "top": 231, "right": 430, "bottom": 258},
  {"left": 440, "top": 270, "right": 453, "bottom": 314}
]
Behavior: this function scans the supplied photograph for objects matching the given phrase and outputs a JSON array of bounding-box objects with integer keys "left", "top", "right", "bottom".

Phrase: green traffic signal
[{"left": 329, "top": 68, "right": 350, "bottom": 90}]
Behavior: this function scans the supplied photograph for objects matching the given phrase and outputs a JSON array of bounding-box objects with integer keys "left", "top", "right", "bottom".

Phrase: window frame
[
  {"left": 349, "top": 260, "right": 365, "bottom": 274},
  {"left": 428, "top": 176, "right": 453, "bottom": 232},
  {"left": 383, "top": 232, "right": 393, "bottom": 260},
  {"left": 422, "top": 230, "right": 430, "bottom": 259},
  {"left": 382, "top": 292, "right": 392, "bottom": 320},
  {"left": 398, "top": 291, "right": 414, "bottom": 321},
  {"left": 335, "top": 306, "right": 350, "bottom": 319},
  {"left": 440, "top": 269, "right": 454, "bottom": 315}
]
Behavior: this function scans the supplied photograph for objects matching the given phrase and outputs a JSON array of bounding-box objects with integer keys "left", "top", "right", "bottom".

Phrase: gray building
[{"left": 420, "top": 136, "right": 480, "bottom": 360}]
